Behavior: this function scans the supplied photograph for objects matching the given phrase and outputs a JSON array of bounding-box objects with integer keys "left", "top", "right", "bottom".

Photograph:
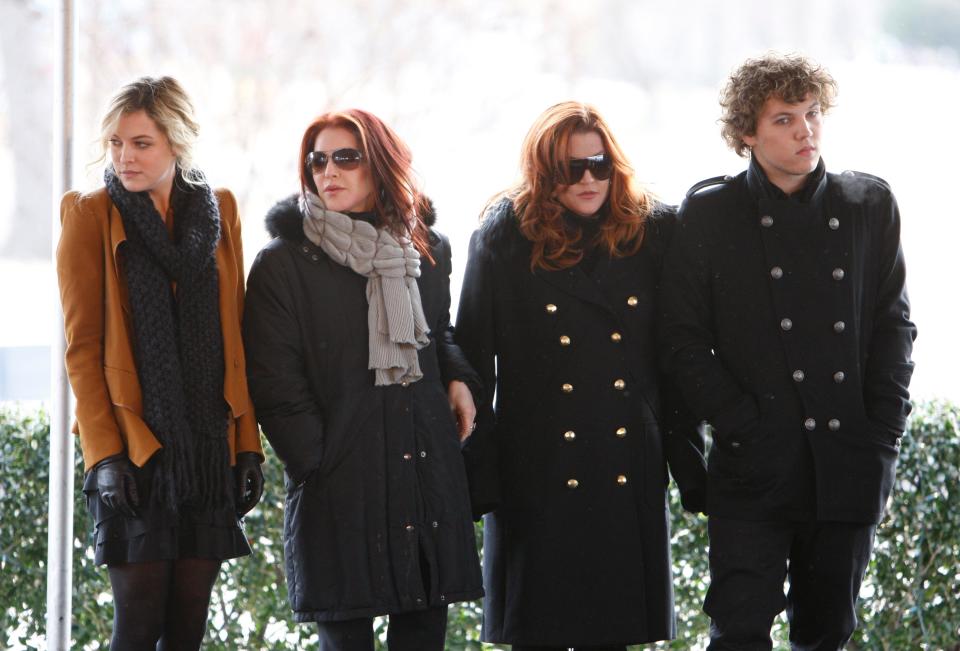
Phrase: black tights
[{"left": 108, "top": 558, "right": 221, "bottom": 650}]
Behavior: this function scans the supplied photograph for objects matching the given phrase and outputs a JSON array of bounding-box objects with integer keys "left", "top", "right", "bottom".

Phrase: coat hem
[{"left": 291, "top": 588, "right": 484, "bottom": 623}]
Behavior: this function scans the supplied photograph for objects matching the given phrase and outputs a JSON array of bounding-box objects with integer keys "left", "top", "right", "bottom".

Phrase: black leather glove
[
  {"left": 94, "top": 454, "right": 140, "bottom": 517},
  {"left": 234, "top": 452, "right": 264, "bottom": 517}
]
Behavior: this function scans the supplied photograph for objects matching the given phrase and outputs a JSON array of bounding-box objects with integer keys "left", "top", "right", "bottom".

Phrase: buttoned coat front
[
  {"left": 455, "top": 199, "right": 706, "bottom": 647},
  {"left": 57, "top": 187, "right": 262, "bottom": 471},
  {"left": 242, "top": 197, "right": 483, "bottom": 622},
  {"left": 658, "top": 160, "right": 916, "bottom": 524}
]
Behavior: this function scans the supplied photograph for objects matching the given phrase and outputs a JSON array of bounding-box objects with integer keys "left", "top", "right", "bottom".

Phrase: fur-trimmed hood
[{"left": 264, "top": 194, "right": 437, "bottom": 241}]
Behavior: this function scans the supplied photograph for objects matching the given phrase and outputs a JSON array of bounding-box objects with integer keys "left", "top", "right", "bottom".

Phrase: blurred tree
[
  {"left": 0, "top": 0, "right": 52, "bottom": 259},
  {"left": 885, "top": 0, "right": 960, "bottom": 57}
]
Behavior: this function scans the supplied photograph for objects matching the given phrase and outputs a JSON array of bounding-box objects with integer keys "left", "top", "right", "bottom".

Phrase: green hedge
[{"left": 2, "top": 402, "right": 958, "bottom": 650}]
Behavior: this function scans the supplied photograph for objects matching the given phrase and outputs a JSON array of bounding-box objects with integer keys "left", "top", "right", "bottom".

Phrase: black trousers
[
  {"left": 316, "top": 606, "right": 448, "bottom": 651},
  {"left": 704, "top": 516, "right": 876, "bottom": 651}
]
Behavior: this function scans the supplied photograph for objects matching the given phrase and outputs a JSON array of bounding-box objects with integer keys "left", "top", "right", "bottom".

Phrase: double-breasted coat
[
  {"left": 659, "top": 158, "right": 916, "bottom": 524},
  {"left": 243, "top": 196, "right": 483, "bottom": 622},
  {"left": 455, "top": 199, "right": 706, "bottom": 647}
]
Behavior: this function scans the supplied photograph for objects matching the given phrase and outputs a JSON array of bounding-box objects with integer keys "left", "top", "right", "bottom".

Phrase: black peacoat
[
  {"left": 243, "top": 196, "right": 483, "bottom": 623},
  {"left": 455, "top": 198, "right": 706, "bottom": 647},
  {"left": 659, "top": 159, "right": 916, "bottom": 525}
]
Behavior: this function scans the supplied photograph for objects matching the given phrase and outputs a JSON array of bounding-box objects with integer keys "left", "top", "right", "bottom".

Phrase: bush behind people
[{"left": 2, "top": 401, "right": 957, "bottom": 650}]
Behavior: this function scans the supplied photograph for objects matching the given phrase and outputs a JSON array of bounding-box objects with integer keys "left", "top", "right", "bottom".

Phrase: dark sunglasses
[
  {"left": 305, "top": 148, "right": 364, "bottom": 173},
  {"left": 563, "top": 153, "right": 613, "bottom": 184}
]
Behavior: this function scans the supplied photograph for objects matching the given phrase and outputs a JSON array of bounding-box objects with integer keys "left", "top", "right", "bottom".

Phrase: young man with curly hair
[{"left": 659, "top": 53, "right": 916, "bottom": 650}]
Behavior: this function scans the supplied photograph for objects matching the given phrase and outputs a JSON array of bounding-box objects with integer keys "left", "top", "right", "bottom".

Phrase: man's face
[{"left": 743, "top": 93, "right": 823, "bottom": 195}]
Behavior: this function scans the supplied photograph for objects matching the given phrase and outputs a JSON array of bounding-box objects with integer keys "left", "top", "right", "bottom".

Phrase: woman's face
[
  {"left": 555, "top": 130, "right": 610, "bottom": 218},
  {"left": 311, "top": 126, "right": 375, "bottom": 214},
  {"left": 109, "top": 110, "right": 177, "bottom": 201}
]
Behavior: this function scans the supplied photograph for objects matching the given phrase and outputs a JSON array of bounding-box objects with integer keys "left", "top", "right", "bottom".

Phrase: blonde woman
[{"left": 57, "top": 76, "right": 263, "bottom": 650}]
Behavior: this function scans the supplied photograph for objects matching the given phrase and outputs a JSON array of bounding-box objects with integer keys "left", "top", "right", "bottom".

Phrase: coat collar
[{"left": 745, "top": 155, "right": 828, "bottom": 204}]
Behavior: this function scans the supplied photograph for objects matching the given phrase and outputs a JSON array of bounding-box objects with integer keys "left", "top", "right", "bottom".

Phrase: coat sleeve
[
  {"left": 57, "top": 192, "right": 125, "bottom": 469},
  {"left": 431, "top": 233, "right": 484, "bottom": 405},
  {"left": 658, "top": 201, "right": 760, "bottom": 441},
  {"left": 454, "top": 227, "right": 501, "bottom": 518},
  {"left": 219, "top": 190, "right": 263, "bottom": 460},
  {"left": 243, "top": 244, "right": 323, "bottom": 483},
  {"left": 650, "top": 210, "right": 707, "bottom": 513},
  {"left": 863, "top": 192, "right": 916, "bottom": 436}
]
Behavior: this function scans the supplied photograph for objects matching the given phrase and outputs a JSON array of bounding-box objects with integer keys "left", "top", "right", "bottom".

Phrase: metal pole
[{"left": 47, "top": 0, "right": 77, "bottom": 649}]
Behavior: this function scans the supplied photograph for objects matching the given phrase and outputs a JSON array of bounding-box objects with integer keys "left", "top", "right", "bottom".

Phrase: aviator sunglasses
[
  {"left": 305, "top": 148, "right": 364, "bottom": 173},
  {"left": 563, "top": 153, "right": 613, "bottom": 184}
]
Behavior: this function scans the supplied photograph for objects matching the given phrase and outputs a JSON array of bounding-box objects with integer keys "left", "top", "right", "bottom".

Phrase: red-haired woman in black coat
[
  {"left": 243, "top": 109, "right": 482, "bottom": 651},
  {"left": 456, "top": 101, "right": 706, "bottom": 650}
]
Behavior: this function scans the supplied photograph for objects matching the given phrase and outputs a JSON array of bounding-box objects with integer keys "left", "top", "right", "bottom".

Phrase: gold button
[
  {"left": 613, "top": 379, "right": 626, "bottom": 390},
  {"left": 562, "top": 383, "right": 574, "bottom": 394},
  {"left": 616, "top": 474, "right": 628, "bottom": 486},
  {"left": 545, "top": 303, "right": 557, "bottom": 314},
  {"left": 616, "top": 427, "right": 627, "bottom": 438},
  {"left": 627, "top": 296, "right": 639, "bottom": 307},
  {"left": 563, "top": 430, "right": 576, "bottom": 441},
  {"left": 610, "top": 332, "right": 622, "bottom": 343},
  {"left": 559, "top": 335, "right": 571, "bottom": 346},
  {"left": 566, "top": 478, "right": 579, "bottom": 489}
]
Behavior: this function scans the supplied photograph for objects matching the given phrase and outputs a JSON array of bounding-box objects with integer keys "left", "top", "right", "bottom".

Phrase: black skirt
[{"left": 82, "top": 455, "right": 252, "bottom": 566}]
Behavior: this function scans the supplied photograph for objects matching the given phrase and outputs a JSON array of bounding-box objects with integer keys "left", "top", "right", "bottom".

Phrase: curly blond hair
[{"left": 720, "top": 53, "right": 838, "bottom": 157}]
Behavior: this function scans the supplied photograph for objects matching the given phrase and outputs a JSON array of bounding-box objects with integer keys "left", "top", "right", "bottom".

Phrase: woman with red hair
[
  {"left": 456, "top": 101, "right": 706, "bottom": 649},
  {"left": 243, "top": 109, "right": 482, "bottom": 650}
]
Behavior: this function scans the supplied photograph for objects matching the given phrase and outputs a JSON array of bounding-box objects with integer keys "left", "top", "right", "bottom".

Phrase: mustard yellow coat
[{"left": 57, "top": 186, "right": 262, "bottom": 471}]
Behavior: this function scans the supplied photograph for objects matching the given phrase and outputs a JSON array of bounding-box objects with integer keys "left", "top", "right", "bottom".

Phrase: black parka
[
  {"left": 455, "top": 199, "right": 706, "bottom": 647},
  {"left": 659, "top": 159, "right": 916, "bottom": 524},
  {"left": 243, "top": 196, "right": 483, "bottom": 622}
]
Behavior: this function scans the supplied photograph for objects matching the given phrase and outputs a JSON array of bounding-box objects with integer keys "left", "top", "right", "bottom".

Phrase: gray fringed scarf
[{"left": 300, "top": 191, "right": 430, "bottom": 385}]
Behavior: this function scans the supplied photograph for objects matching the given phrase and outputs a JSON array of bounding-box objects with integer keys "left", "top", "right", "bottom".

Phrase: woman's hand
[
  {"left": 447, "top": 380, "right": 477, "bottom": 442},
  {"left": 234, "top": 452, "right": 265, "bottom": 517},
  {"left": 95, "top": 454, "right": 140, "bottom": 517}
]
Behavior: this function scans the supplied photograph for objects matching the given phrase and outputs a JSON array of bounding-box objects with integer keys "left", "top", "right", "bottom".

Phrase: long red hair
[
  {"left": 507, "top": 101, "right": 652, "bottom": 271},
  {"left": 298, "top": 109, "right": 432, "bottom": 260}
]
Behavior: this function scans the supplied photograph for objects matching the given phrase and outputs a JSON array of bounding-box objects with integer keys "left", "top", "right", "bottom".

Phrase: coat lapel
[{"left": 108, "top": 202, "right": 133, "bottom": 315}]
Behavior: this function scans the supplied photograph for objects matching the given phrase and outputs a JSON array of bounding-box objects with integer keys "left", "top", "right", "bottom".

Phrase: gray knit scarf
[
  {"left": 300, "top": 191, "right": 430, "bottom": 385},
  {"left": 104, "top": 166, "right": 231, "bottom": 511}
]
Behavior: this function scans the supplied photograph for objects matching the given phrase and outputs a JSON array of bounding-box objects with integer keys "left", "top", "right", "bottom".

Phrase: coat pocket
[{"left": 102, "top": 365, "right": 160, "bottom": 466}]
